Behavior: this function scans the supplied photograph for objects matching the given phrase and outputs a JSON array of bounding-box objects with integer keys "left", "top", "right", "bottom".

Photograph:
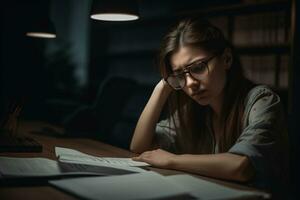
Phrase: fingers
[
  {"left": 131, "top": 150, "right": 155, "bottom": 162},
  {"left": 131, "top": 156, "right": 140, "bottom": 161},
  {"left": 132, "top": 155, "right": 147, "bottom": 162}
]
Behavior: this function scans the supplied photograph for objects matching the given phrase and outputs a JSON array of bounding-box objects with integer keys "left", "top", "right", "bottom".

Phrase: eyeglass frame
[{"left": 165, "top": 55, "right": 217, "bottom": 90}]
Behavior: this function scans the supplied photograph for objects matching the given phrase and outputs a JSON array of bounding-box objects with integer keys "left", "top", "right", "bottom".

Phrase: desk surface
[{"left": 0, "top": 121, "right": 261, "bottom": 200}]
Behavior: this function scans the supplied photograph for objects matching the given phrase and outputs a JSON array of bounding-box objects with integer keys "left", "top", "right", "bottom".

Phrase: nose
[{"left": 185, "top": 73, "right": 199, "bottom": 88}]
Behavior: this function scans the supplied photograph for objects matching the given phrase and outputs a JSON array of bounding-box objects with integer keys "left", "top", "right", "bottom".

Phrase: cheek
[
  {"left": 182, "top": 87, "right": 191, "bottom": 96},
  {"left": 207, "top": 68, "right": 227, "bottom": 94}
]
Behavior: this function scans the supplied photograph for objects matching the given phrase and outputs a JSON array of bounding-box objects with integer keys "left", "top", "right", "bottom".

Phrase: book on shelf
[
  {"left": 241, "top": 55, "right": 276, "bottom": 87},
  {"left": 233, "top": 11, "right": 288, "bottom": 47},
  {"left": 279, "top": 54, "right": 289, "bottom": 89}
]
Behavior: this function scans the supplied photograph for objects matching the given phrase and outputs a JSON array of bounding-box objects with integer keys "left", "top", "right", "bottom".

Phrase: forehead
[{"left": 170, "top": 46, "right": 209, "bottom": 71}]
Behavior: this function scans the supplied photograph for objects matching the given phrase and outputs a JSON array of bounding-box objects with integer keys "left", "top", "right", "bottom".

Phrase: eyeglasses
[{"left": 165, "top": 55, "right": 216, "bottom": 90}]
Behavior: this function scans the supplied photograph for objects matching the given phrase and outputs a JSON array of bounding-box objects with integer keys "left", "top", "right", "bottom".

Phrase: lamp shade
[
  {"left": 90, "top": 0, "right": 139, "bottom": 21},
  {"left": 26, "top": 18, "right": 56, "bottom": 39}
]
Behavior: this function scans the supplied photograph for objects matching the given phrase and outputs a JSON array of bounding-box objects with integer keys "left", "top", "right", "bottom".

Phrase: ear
[{"left": 222, "top": 48, "right": 232, "bottom": 70}]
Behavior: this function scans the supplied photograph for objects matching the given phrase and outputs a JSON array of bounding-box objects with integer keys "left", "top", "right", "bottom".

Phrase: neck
[{"left": 210, "top": 91, "right": 224, "bottom": 120}]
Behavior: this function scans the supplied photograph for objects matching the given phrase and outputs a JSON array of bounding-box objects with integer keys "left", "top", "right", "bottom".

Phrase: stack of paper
[
  {"left": 55, "top": 147, "right": 148, "bottom": 173},
  {"left": 55, "top": 147, "right": 149, "bottom": 167}
]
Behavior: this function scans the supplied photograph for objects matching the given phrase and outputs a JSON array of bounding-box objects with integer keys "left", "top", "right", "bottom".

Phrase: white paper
[
  {"left": 59, "top": 159, "right": 146, "bottom": 173},
  {"left": 0, "top": 157, "right": 62, "bottom": 177},
  {"left": 49, "top": 171, "right": 192, "bottom": 200},
  {"left": 0, "top": 157, "right": 102, "bottom": 177},
  {"left": 0, "top": 157, "right": 140, "bottom": 178},
  {"left": 165, "top": 174, "right": 271, "bottom": 199},
  {"left": 55, "top": 146, "right": 149, "bottom": 167}
]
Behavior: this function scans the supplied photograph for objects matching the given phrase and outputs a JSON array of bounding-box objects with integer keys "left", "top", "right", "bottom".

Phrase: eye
[{"left": 190, "top": 63, "right": 206, "bottom": 74}]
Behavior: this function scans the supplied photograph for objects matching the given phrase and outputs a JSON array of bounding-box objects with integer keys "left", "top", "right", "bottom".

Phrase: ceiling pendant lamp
[
  {"left": 90, "top": 0, "right": 139, "bottom": 21},
  {"left": 26, "top": 18, "right": 56, "bottom": 39}
]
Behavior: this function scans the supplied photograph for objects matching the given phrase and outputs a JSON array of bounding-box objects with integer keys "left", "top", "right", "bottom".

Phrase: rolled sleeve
[{"left": 228, "top": 86, "right": 287, "bottom": 189}]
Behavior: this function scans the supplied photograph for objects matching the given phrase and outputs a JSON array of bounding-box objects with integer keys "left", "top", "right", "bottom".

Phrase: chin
[{"left": 193, "top": 96, "right": 210, "bottom": 106}]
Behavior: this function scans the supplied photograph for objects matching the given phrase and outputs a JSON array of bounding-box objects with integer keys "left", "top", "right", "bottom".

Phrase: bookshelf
[
  {"left": 194, "top": 1, "right": 291, "bottom": 92},
  {"left": 178, "top": 0, "right": 292, "bottom": 109},
  {"left": 182, "top": 0, "right": 292, "bottom": 107}
]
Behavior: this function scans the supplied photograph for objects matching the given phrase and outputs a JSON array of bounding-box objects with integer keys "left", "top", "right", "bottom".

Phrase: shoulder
[
  {"left": 244, "top": 85, "right": 280, "bottom": 110},
  {"left": 245, "top": 85, "right": 280, "bottom": 106},
  {"left": 244, "top": 85, "right": 282, "bottom": 124}
]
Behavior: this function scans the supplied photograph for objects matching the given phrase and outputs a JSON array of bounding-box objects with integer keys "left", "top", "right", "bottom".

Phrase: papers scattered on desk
[
  {"left": 55, "top": 146, "right": 149, "bottom": 167},
  {"left": 0, "top": 156, "right": 139, "bottom": 179},
  {"left": 49, "top": 172, "right": 270, "bottom": 200},
  {"left": 0, "top": 146, "right": 148, "bottom": 181}
]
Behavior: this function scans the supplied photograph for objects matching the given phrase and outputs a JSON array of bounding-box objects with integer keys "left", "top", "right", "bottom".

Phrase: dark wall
[
  {"left": 0, "top": 0, "right": 88, "bottom": 121},
  {"left": 0, "top": 1, "right": 51, "bottom": 120},
  {"left": 289, "top": 0, "right": 300, "bottom": 194}
]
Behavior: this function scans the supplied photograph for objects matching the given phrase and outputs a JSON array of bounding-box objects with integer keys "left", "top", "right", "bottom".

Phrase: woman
[{"left": 130, "top": 17, "right": 289, "bottom": 192}]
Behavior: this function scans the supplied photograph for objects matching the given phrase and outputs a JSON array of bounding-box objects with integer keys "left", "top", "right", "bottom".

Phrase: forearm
[
  {"left": 169, "top": 153, "right": 254, "bottom": 182},
  {"left": 130, "top": 80, "right": 172, "bottom": 153}
]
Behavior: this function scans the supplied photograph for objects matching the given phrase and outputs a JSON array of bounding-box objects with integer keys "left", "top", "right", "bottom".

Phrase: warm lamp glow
[
  {"left": 26, "top": 32, "right": 56, "bottom": 38},
  {"left": 90, "top": 0, "right": 139, "bottom": 22},
  {"left": 90, "top": 13, "right": 139, "bottom": 21},
  {"left": 26, "top": 17, "right": 56, "bottom": 39}
]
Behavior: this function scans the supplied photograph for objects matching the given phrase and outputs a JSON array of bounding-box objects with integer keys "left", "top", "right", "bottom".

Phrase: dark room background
[{"left": 1, "top": 0, "right": 299, "bottom": 188}]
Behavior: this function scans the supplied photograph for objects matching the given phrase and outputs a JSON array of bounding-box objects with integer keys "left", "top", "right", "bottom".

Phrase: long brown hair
[{"left": 158, "top": 17, "right": 254, "bottom": 154}]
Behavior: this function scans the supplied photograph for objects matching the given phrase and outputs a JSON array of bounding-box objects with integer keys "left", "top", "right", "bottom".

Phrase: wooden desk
[{"left": 0, "top": 121, "right": 263, "bottom": 200}]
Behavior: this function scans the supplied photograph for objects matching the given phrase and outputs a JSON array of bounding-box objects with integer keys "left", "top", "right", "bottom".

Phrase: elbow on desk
[
  {"left": 234, "top": 156, "right": 255, "bottom": 182},
  {"left": 130, "top": 143, "right": 157, "bottom": 154},
  {"left": 129, "top": 138, "right": 139, "bottom": 153},
  {"left": 130, "top": 146, "right": 139, "bottom": 154},
  {"left": 130, "top": 143, "right": 144, "bottom": 154},
  {"left": 130, "top": 139, "right": 158, "bottom": 154}
]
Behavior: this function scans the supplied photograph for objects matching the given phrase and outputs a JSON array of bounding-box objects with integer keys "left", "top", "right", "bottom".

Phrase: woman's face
[{"left": 170, "top": 45, "right": 231, "bottom": 107}]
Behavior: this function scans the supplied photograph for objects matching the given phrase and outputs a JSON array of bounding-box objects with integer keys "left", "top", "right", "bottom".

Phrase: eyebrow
[{"left": 172, "top": 57, "right": 207, "bottom": 73}]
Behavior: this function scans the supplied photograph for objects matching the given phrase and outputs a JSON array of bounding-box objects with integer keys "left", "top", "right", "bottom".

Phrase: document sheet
[
  {"left": 165, "top": 174, "right": 271, "bottom": 199},
  {"left": 0, "top": 157, "right": 63, "bottom": 177},
  {"left": 49, "top": 171, "right": 191, "bottom": 200}
]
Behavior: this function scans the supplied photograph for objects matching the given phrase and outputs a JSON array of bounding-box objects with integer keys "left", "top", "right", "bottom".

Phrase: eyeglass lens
[{"left": 166, "top": 63, "right": 208, "bottom": 90}]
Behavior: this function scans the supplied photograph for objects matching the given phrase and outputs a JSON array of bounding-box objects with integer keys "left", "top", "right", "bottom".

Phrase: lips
[{"left": 191, "top": 90, "right": 206, "bottom": 97}]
